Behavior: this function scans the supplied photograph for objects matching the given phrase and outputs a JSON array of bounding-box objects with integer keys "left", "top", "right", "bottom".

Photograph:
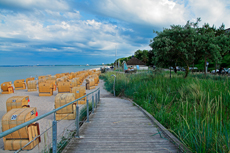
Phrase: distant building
[
  {"left": 126, "top": 56, "right": 145, "bottom": 66},
  {"left": 126, "top": 56, "right": 148, "bottom": 70}
]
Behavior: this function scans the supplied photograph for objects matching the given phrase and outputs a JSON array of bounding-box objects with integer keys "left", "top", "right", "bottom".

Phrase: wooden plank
[
  {"left": 126, "top": 98, "right": 192, "bottom": 153},
  {"left": 63, "top": 96, "right": 179, "bottom": 153}
]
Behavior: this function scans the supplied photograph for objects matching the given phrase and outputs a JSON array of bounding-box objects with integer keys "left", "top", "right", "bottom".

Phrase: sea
[{"left": 0, "top": 65, "right": 101, "bottom": 85}]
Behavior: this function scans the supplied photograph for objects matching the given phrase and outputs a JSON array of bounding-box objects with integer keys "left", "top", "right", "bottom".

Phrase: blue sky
[{"left": 0, "top": 0, "right": 229, "bottom": 65}]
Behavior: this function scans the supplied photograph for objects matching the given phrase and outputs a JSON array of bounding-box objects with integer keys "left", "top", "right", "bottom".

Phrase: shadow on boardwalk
[{"left": 63, "top": 80, "right": 179, "bottom": 153}]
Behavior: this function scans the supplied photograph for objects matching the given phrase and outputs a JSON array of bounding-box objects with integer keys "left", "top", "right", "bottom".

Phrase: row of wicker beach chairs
[
  {"left": 1, "top": 70, "right": 101, "bottom": 95},
  {"left": 0, "top": 69, "right": 101, "bottom": 150}
]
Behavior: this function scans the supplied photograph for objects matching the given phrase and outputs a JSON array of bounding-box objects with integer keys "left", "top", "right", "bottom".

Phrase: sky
[{"left": 0, "top": 0, "right": 229, "bottom": 65}]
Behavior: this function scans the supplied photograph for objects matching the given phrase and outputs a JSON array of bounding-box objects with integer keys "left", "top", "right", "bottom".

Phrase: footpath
[{"left": 63, "top": 80, "right": 179, "bottom": 153}]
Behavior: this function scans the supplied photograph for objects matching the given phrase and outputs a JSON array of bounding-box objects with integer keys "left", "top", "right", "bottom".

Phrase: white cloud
[
  {"left": 187, "top": 0, "right": 230, "bottom": 28},
  {"left": 4, "top": 0, "right": 230, "bottom": 60},
  {"left": 0, "top": 8, "right": 139, "bottom": 57},
  {"left": 36, "top": 47, "right": 82, "bottom": 52},
  {"left": 160, "top": 0, "right": 176, "bottom": 10},
  {"left": 63, "top": 10, "right": 81, "bottom": 19},
  {"left": 81, "top": 0, "right": 230, "bottom": 28},
  {"left": 0, "top": 0, "right": 69, "bottom": 11},
  {"left": 0, "top": 45, "right": 11, "bottom": 51},
  {"left": 0, "top": 0, "right": 229, "bottom": 65},
  {"left": 86, "top": 0, "right": 187, "bottom": 28}
]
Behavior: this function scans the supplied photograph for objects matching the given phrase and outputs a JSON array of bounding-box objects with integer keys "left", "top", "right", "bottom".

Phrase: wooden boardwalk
[{"left": 63, "top": 89, "right": 179, "bottom": 152}]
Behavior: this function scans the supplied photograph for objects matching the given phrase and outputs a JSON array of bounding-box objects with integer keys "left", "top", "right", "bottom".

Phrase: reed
[{"left": 100, "top": 71, "right": 230, "bottom": 153}]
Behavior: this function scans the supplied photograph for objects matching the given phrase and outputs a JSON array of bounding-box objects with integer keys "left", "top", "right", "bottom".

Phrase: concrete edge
[{"left": 123, "top": 97, "right": 192, "bottom": 153}]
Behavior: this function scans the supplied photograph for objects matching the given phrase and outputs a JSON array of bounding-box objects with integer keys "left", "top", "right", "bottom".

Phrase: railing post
[
  {"left": 94, "top": 94, "right": 96, "bottom": 107},
  {"left": 92, "top": 95, "right": 94, "bottom": 113},
  {"left": 98, "top": 90, "right": 100, "bottom": 103},
  {"left": 95, "top": 93, "right": 97, "bottom": 108},
  {"left": 75, "top": 105, "right": 79, "bottom": 138},
  {"left": 99, "top": 89, "right": 100, "bottom": 103},
  {"left": 87, "top": 97, "right": 89, "bottom": 122},
  {"left": 52, "top": 113, "right": 57, "bottom": 153}
]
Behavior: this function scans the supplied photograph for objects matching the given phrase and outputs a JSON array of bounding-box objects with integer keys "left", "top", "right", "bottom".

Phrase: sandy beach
[{"left": 0, "top": 69, "right": 103, "bottom": 153}]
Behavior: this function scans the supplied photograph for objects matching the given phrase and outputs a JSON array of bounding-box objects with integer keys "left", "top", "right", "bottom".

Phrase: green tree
[
  {"left": 134, "top": 50, "right": 143, "bottom": 60},
  {"left": 142, "top": 50, "right": 149, "bottom": 64},
  {"left": 214, "top": 28, "right": 230, "bottom": 70},
  {"left": 150, "top": 20, "right": 199, "bottom": 77},
  {"left": 150, "top": 18, "right": 230, "bottom": 78},
  {"left": 195, "top": 23, "right": 230, "bottom": 75}
]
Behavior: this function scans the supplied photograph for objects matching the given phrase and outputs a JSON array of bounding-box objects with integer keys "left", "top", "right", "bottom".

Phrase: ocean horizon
[
  {"left": 0, "top": 65, "right": 102, "bottom": 85},
  {"left": 0, "top": 64, "right": 103, "bottom": 67}
]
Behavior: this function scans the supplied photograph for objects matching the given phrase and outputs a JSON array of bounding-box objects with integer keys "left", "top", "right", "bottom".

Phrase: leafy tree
[
  {"left": 221, "top": 54, "right": 230, "bottom": 67},
  {"left": 147, "top": 50, "right": 155, "bottom": 66},
  {"left": 196, "top": 24, "right": 220, "bottom": 75},
  {"left": 142, "top": 50, "right": 149, "bottom": 64},
  {"left": 114, "top": 56, "right": 132, "bottom": 68},
  {"left": 214, "top": 29, "right": 230, "bottom": 70},
  {"left": 150, "top": 19, "right": 199, "bottom": 77},
  {"left": 134, "top": 49, "right": 151, "bottom": 65},
  {"left": 150, "top": 18, "right": 230, "bottom": 78},
  {"left": 134, "top": 50, "right": 143, "bottom": 60}
]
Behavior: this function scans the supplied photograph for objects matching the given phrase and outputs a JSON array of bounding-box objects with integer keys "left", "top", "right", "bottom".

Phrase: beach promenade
[{"left": 63, "top": 80, "right": 179, "bottom": 153}]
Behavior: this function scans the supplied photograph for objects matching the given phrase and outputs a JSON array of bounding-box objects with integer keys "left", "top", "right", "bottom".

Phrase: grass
[
  {"left": 79, "top": 102, "right": 93, "bottom": 122},
  {"left": 100, "top": 71, "right": 230, "bottom": 153}
]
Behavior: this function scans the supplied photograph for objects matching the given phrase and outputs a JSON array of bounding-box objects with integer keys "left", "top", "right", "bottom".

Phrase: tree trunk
[
  {"left": 184, "top": 65, "right": 189, "bottom": 78},
  {"left": 173, "top": 66, "right": 177, "bottom": 73}
]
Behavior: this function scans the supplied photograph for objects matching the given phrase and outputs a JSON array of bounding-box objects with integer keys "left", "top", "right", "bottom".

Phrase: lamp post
[
  {"left": 111, "top": 75, "right": 116, "bottom": 96},
  {"left": 206, "top": 62, "right": 209, "bottom": 73},
  {"left": 115, "top": 46, "right": 117, "bottom": 69}
]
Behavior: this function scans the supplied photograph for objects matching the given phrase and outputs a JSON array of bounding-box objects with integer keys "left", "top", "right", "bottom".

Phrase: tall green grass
[{"left": 100, "top": 72, "right": 230, "bottom": 153}]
